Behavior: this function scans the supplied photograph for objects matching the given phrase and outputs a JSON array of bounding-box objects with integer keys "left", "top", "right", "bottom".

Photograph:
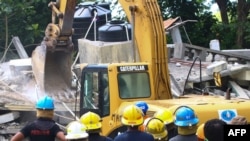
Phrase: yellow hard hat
[
  {"left": 66, "top": 121, "right": 88, "bottom": 140},
  {"left": 145, "top": 118, "right": 168, "bottom": 140},
  {"left": 154, "top": 109, "right": 174, "bottom": 124},
  {"left": 121, "top": 105, "right": 144, "bottom": 126},
  {"left": 196, "top": 123, "right": 205, "bottom": 139},
  {"left": 80, "top": 111, "right": 102, "bottom": 130}
]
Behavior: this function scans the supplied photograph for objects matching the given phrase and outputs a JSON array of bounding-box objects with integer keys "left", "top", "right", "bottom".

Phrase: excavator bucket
[
  {"left": 31, "top": 44, "right": 72, "bottom": 95},
  {"left": 31, "top": 0, "right": 77, "bottom": 95}
]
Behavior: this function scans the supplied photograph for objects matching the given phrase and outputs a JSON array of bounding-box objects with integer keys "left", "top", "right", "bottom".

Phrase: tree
[
  {"left": 0, "top": 0, "right": 50, "bottom": 60},
  {"left": 214, "top": 0, "right": 250, "bottom": 49},
  {"left": 158, "top": 0, "right": 217, "bottom": 47},
  {"left": 236, "top": 0, "right": 250, "bottom": 48},
  {"left": 215, "top": 0, "right": 229, "bottom": 24}
]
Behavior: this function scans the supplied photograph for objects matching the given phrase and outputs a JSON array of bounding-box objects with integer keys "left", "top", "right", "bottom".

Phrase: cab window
[
  {"left": 82, "top": 71, "right": 110, "bottom": 116},
  {"left": 118, "top": 72, "right": 150, "bottom": 99},
  {"left": 83, "top": 72, "right": 99, "bottom": 109}
]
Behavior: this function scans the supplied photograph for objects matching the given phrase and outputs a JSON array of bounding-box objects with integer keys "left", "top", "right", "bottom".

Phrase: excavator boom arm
[
  {"left": 119, "top": 0, "right": 172, "bottom": 99},
  {"left": 51, "top": 0, "right": 76, "bottom": 36}
]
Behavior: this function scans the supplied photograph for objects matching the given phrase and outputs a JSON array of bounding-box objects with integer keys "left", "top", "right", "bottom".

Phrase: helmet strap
[
  {"left": 87, "top": 128, "right": 101, "bottom": 133},
  {"left": 177, "top": 125, "right": 198, "bottom": 135}
]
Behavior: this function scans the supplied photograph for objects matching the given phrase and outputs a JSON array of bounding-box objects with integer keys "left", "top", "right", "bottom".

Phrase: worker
[
  {"left": 114, "top": 104, "right": 154, "bottom": 141},
  {"left": 154, "top": 109, "right": 177, "bottom": 140},
  {"left": 196, "top": 123, "right": 205, "bottom": 141},
  {"left": 135, "top": 101, "right": 149, "bottom": 118},
  {"left": 145, "top": 118, "right": 168, "bottom": 141},
  {"left": 10, "top": 95, "right": 66, "bottom": 141},
  {"left": 169, "top": 106, "right": 199, "bottom": 141},
  {"left": 80, "top": 111, "right": 113, "bottom": 141},
  {"left": 136, "top": 101, "right": 150, "bottom": 131},
  {"left": 204, "top": 118, "right": 227, "bottom": 141},
  {"left": 65, "top": 121, "right": 89, "bottom": 141}
]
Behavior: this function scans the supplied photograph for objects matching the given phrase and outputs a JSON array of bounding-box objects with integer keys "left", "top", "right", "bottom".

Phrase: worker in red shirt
[{"left": 11, "top": 96, "right": 66, "bottom": 141}]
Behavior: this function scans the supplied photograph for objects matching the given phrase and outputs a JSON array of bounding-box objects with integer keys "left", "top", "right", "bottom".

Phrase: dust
[
  {"left": 0, "top": 59, "right": 79, "bottom": 106},
  {"left": 0, "top": 61, "right": 40, "bottom": 105}
]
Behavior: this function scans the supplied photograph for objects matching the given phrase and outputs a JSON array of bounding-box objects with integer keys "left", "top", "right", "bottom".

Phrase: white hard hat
[{"left": 66, "top": 121, "right": 89, "bottom": 140}]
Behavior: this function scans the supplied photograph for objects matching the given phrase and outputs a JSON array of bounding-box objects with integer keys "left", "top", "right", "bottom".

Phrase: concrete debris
[
  {"left": 228, "top": 81, "right": 249, "bottom": 99},
  {"left": 9, "top": 58, "right": 32, "bottom": 76},
  {"left": 175, "top": 62, "right": 181, "bottom": 67},
  {"left": 0, "top": 59, "right": 78, "bottom": 110},
  {"left": 206, "top": 61, "right": 227, "bottom": 76},
  {"left": 168, "top": 57, "right": 250, "bottom": 99},
  {"left": 12, "top": 36, "right": 29, "bottom": 59},
  {"left": 1, "top": 37, "right": 250, "bottom": 110},
  {"left": 0, "top": 112, "right": 19, "bottom": 124}
]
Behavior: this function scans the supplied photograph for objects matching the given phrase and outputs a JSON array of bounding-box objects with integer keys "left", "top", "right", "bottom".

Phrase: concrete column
[
  {"left": 173, "top": 43, "right": 185, "bottom": 59},
  {"left": 171, "top": 27, "right": 185, "bottom": 59}
]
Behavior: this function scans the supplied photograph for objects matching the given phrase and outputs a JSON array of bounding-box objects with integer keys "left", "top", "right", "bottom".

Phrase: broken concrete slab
[
  {"left": 230, "top": 66, "right": 250, "bottom": 81},
  {"left": 0, "top": 112, "right": 19, "bottom": 124},
  {"left": 206, "top": 61, "right": 227, "bottom": 76},
  {"left": 228, "top": 81, "right": 249, "bottom": 99},
  {"left": 222, "top": 49, "right": 250, "bottom": 60},
  {"left": 12, "top": 36, "right": 29, "bottom": 59},
  {"left": 9, "top": 58, "right": 32, "bottom": 76}
]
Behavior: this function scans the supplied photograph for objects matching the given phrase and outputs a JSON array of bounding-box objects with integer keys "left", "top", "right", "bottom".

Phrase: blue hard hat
[
  {"left": 135, "top": 101, "right": 149, "bottom": 114},
  {"left": 36, "top": 96, "right": 54, "bottom": 110},
  {"left": 174, "top": 106, "right": 199, "bottom": 126}
]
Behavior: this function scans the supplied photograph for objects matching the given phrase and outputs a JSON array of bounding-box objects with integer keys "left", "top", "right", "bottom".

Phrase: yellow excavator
[{"left": 31, "top": 0, "right": 250, "bottom": 138}]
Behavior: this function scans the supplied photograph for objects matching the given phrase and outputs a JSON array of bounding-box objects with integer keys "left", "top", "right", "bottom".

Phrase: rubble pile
[
  {"left": 0, "top": 62, "right": 35, "bottom": 105},
  {"left": 0, "top": 59, "right": 78, "bottom": 107},
  {"left": 169, "top": 57, "right": 250, "bottom": 99}
]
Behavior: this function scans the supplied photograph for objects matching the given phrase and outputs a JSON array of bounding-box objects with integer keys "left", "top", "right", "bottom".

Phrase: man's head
[
  {"left": 36, "top": 95, "right": 54, "bottom": 119},
  {"left": 204, "top": 119, "right": 227, "bottom": 141},
  {"left": 121, "top": 105, "right": 144, "bottom": 127},
  {"left": 145, "top": 118, "right": 168, "bottom": 141},
  {"left": 80, "top": 112, "right": 102, "bottom": 133},
  {"left": 66, "top": 121, "right": 89, "bottom": 141},
  {"left": 154, "top": 109, "right": 174, "bottom": 125},
  {"left": 135, "top": 101, "right": 149, "bottom": 116},
  {"left": 174, "top": 106, "right": 199, "bottom": 127},
  {"left": 173, "top": 106, "right": 199, "bottom": 135}
]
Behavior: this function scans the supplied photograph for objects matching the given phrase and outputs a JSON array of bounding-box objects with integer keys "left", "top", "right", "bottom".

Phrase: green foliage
[
  {"left": 158, "top": 0, "right": 218, "bottom": 48},
  {"left": 210, "top": 23, "right": 237, "bottom": 49},
  {"left": 0, "top": 0, "right": 50, "bottom": 55},
  {"left": 187, "top": 12, "right": 218, "bottom": 47}
]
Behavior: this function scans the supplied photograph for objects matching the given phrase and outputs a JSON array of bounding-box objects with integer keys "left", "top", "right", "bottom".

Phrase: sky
[
  {"left": 205, "top": 0, "right": 237, "bottom": 14},
  {"left": 205, "top": 0, "right": 219, "bottom": 13}
]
